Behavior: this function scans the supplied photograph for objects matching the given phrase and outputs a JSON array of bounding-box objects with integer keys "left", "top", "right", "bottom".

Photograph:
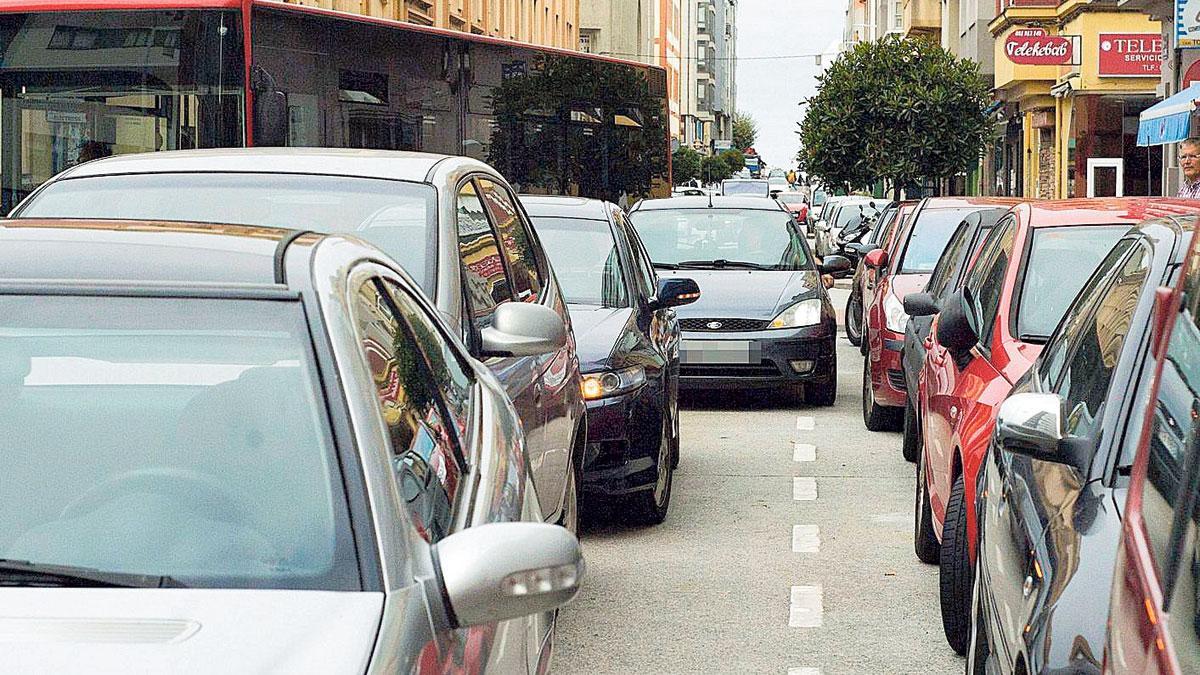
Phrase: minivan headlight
[
  {"left": 884, "top": 291, "right": 909, "bottom": 333},
  {"left": 768, "top": 298, "right": 822, "bottom": 329},
  {"left": 581, "top": 366, "right": 646, "bottom": 400}
]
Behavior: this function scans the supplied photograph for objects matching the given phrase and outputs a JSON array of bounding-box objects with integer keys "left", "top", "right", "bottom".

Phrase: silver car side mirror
[
  {"left": 434, "top": 522, "right": 584, "bottom": 628},
  {"left": 995, "top": 392, "right": 1092, "bottom": 472},
  {"left": 480, "top": 302, "right": 567, "bottom": 357}
]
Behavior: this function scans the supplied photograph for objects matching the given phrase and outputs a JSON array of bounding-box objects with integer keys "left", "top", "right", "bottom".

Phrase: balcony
[{"left": 902, "top": 0, "right": 941, "bottom": 38}]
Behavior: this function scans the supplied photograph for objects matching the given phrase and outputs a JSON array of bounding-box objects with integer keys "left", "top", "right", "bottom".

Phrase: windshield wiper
[
  {"left": 652, "top": 262, "right": 681, "bottom": 270},
  {"left": 0, "top": 559, "right": 187, "bottom": 588},
  {"left": 676, "top": 259, "right": 774, "bottom": 270}
]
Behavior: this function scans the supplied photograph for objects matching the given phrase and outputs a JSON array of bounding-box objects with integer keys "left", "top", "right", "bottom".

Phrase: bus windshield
[{"left": 0, "top": 10, "right": 245, "bottom": 211}]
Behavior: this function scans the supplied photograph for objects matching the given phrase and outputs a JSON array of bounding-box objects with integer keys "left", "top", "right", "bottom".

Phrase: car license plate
[{"left": 681, "top": 340, "right": 757, "bottom": 365}]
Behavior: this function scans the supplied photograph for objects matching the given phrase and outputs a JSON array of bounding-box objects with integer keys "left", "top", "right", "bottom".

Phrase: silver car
[
  {"left": 12, "top": 149, "right": 587, "bottom": 533},
  {"left": 0, "top": 219, "right": 582, "bottom": 672}
]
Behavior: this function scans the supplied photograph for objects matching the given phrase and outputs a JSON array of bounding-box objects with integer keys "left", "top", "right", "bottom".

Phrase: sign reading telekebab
[
  {"left": 1098, "top": 34, "right": 1164, "bottom": 77},
  {"left": 1005, "top": 28, "right": 1076, "bottom": 66}
]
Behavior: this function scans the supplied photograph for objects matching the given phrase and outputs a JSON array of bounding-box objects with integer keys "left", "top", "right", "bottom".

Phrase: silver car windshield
[
  {"left": 0, "top": 295, "right": 359, "bottom": 590},
  {"left": 722, "top": 181, "right": 768, "bottom": 196},
  {"left": 630, "top": 208, "right": 810, "bottom": 270},
  {"left": 531, "top": 216, "right": 629, "bottom": 308},
  {"left": 16, "top": 173, "right": 439, "bottom": 293}
]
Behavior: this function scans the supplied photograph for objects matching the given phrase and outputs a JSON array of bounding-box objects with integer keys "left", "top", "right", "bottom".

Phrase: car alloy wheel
[
  {"left": 624, "top": 414, "right": 673, "bottom": 526},
  {"left": 845, "top": 294, "right": 862, "bottom": 346}
]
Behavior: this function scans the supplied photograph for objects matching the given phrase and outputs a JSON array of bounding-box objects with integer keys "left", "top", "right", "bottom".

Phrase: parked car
[
  {"left": 845, "top": 201, "right": 916, "bottom": 348},
  {"left": 627, "top": 195, "right": 850, "bottom": 405},
  {"left": 10, "top": 148, "right": 587, "bottom": 532},
  {"left": 861, "top": 197, "right": 1020, "bottom": 431},
  {"left": 768, "top": 176, "right": 790, "bottom": 196},
  {"left": 1103, "top": 227, "right": 1200, "bottom": 675},
  {"left": 968, "top": 207, "right": 1200, "bottom": 671},
  {"left": 897, "top": 208, "right": 1008, "bottom": 461},
  {"left": 0, "top": 219, "right": 583, "bottom": 673},
  {"left": 521, "top": 195, "right": 699, "bottom": 525},
  {"left": 721, "top": 179, "right": 770, "bottom": 197},
  {"left": 808, "top": 188, "right": 829, "bottom": 231},
  {"left": 809, "top": 193, "right": 848, "bottom": 237},
  {"left": 776, "top": 191, "right": 810, "bottom": 222},
  {"left": 815, "top": 196, "right": 878, "bottom": 257}
]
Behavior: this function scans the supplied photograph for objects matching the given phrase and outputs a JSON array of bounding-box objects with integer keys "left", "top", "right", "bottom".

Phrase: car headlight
[
  {"left": 884, "top": 291, "right": 909, "bottom": 333},
  {"left": 581, "top": 366, "right": 646, "bottom": 400},
  {"left": 768, "top": 298, "right": 822, "bottom": 329}
]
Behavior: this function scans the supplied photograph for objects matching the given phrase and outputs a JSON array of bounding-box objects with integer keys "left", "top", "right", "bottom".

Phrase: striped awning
[{"left": 1138, "top": 83, "right": 1200, "bottom": 147}]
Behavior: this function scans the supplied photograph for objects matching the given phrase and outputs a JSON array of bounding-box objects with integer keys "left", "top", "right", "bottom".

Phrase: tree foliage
[
  {"left": 701, "top": 154, "right": 730, "bottom": 184},
  {"left": 733, "top": 112, "right": 758, "bottom": 151},
  {"left": 720, "top": 149, "right": 745, "bottom": 174},
  {"left": 672, "top": 147, "right": 702, "bottom": 185},
  {"left": 798, "top": 35, "right": 990, "bottom": 193}
]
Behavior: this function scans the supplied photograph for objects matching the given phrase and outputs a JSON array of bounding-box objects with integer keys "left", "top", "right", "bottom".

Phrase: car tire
[
  {"left": 966, "top": 558, "right": 991, "bottom": 675},
  {"left": 556, "top": 426, "right": 585, "bottom": 534},
  {"left": 669, "top": 389, "right": 681, "bottom": 470},
  {"left": 914, "top": 456, "right": 940, "bottom": 565},
  {"left": 805, "top": 352, "right": 837, "bottom": 407},
  {"left": 862, "top": 363, "right": 902, "bottom": 431},
  {"left": 845, "top": 294, "right": 863, "bottom": 346},
  {"left": 939, "top": 472, "right": 972, "bottom": 655},
  {"left": 624, "top": 415, "right": 673, "bottom": 526},
  {"left": 902, "top": 398, "right": 920, "bottom": 463}
]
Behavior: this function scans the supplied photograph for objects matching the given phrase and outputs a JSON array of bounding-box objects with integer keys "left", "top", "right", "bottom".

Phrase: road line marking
[
  {"left": 787, "top": 669, "right": 822, "bottom": 675},
  {"left": 788, "top": 585, "right": 824, "bottom": 627},
  {"left": 795, "top": 416, "right": 815, "bottom": 431},
  {"left": 793, "top": 442, "right": 816, "bottom": 462},
  {"left": 792, "top": 524, "right": 820, "bottom": 553},
  {"left": 793, "top": 477, "right": 817, "bottom": 501}
]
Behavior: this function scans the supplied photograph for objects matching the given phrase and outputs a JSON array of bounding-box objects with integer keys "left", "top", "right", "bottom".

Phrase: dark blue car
[{"left": 522, "top": 196, "right": 700, "bottom": 526}]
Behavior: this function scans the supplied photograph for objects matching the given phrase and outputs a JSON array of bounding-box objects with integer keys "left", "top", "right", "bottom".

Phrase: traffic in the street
[{"left": 4, "top": 0, "right": 1200, "bottom": 674}]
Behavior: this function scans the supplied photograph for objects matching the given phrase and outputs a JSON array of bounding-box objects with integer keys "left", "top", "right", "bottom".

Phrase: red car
[
  {"left": 1104, "top": 230, "right": 1200, "bottom": 675},
  {"left": 861, "top": 197, "right": 1019, "bottom": 431},
  {"left": 776, "top": 191, "right": 809, "bottom": 222},
  {"left": 914, "top": 199, "right": 1179, "bottom": 654}
]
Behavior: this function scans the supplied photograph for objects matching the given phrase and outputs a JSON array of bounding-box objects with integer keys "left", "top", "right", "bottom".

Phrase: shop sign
[
  {"left": 1179, "top": 0, "right": 1200, "bottom": 48},
  {"left": 1005, "top": 28, "right": 1076, "bottom": 66},
  {"left": 1098, "top": 34, "right": 1165, "bottom": 77}
]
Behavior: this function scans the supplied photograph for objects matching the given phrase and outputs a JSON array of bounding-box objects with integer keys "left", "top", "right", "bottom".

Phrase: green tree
[
  {"left": 672, "top": 147, "right": 703, "bottom": 185},
  {"left": 798, "top": 35, "right": 990, "bottom": 197},
  {"left": 719, "top": 149, "right": 745, "bottom": 175},
  {"left": 701, "top": 154, "right": 733, "bottom": 184},
  {"left": 732, "top": 112, "right": 758, "bottom": 151}
]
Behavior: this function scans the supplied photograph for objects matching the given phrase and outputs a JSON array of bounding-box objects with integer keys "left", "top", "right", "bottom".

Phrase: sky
[{"left": 736, "top": 0, "right": 848, "bottom": 169}]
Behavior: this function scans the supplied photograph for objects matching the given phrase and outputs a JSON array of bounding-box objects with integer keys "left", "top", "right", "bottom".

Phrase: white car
[{"left": 813, "top": 196, "right": 879, "bottom": 257}]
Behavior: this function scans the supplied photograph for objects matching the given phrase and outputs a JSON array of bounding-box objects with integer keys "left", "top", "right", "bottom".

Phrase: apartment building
[{"left": 682, "top": 0, "right": 737, "bottom": 152}]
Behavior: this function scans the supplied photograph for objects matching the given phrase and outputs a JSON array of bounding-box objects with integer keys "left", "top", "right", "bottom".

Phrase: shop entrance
[{"left": 1086, "top": 158, "right": 1124, "bottom": 197}]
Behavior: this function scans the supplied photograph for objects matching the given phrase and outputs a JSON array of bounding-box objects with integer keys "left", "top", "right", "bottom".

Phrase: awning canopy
[{"left": 1138, "top": 83, "right": 1200, "bottom": 147}]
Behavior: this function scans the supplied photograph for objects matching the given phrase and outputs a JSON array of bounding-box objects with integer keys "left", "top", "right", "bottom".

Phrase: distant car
[
  {"left": 721, "top": 179, "right": 770, "bottom": 197},
  {"left": 12, "top": 148, "right": 587, "bottom": 532},
  {"left": 521, "top": 195, "right": 700, "bottom": 525},
  {"left": 768, "top": 176, "right": 790, "bottom": 195},
  {"left": 969, "top": 204, "right": 1200, "bottom": 670},
  {"left": 808, "top": 189, "right": 829, "bottom": 231},
  {"left": 776, "top": 190, "right": 809, "bottom": 222},
  {"left": 816, "top": 196, "right": 879, "bottom": 257},
  {"left": 847, "top": 201, "right": 917, "bottom": 352},
  {"left": 0, "top": 219, "right": 583, "bottom": 673},
  {"left": 627, "top": 195, "right": 850, "bottom": 405}
]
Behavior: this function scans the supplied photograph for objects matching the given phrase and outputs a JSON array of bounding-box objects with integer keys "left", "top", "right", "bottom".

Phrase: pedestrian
[
  {"left": 786, "top": 169, "right": 797, "bottom": 188},
  {"left": 1179, "top": 138, "right": 1200, "bottom": 199}
]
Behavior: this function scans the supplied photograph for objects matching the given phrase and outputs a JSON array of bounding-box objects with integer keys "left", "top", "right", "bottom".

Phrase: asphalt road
[{"left": 554, "top": 288, "right": 961, "bottom": 675}]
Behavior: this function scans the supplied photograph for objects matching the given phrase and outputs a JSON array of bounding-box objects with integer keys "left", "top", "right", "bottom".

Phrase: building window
[
  {"left": 579, "top": 29, "right": 596, "bottom": 53},
  {"left": 892, "top": 0, "right": 902, "bottom": 32}
]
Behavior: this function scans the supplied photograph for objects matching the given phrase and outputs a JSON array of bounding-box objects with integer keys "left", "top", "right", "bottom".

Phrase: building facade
[
  {"left": 284, "top": 0, "right": 581, "bottom": 50},
  {"left": 683, "top": 0, "right": 737, "bottom": 153}
]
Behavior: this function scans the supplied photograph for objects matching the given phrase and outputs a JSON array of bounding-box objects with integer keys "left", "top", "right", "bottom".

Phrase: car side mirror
[
  {"left": 936, "top": 288, "right": 979, "bottom": 356},
  {"left": 434, "top": 522, "right": 584, "bottom": 628},
  {"left": 864, "top": 248, "right": 888, "bottom": 269},
  {"left": 653, "top": 277, "right": 701, "bottom": 309},
  {"left": 995, "top": 392, "right": 1091, "bottom": 472},
  {"left": 480, "top": 302, "right": 567, "bottom": 357},
  {"left": 817, "top": 254, "right": 852, "bottom": 275},
  {"left": 903, "top": 292, "right": 939, "bottom": 317}
]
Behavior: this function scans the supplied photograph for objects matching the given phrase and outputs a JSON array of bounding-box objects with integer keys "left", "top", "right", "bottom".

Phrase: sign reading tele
[{"left": 1098, "top": 33, "right": 1165, "bottom": 77}]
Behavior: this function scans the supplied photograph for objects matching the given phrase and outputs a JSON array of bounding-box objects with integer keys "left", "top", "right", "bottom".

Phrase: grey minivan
[{"left": 12, "top": 148, "right": 587, "bottom": 532}]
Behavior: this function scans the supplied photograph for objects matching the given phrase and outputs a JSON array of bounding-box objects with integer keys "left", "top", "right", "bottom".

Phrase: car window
[
  {"left": 1050, "top": 243, "right": 1150, "bottom": 440},
  {"left": 630, "top": 208, "right": 810, "bottom": 270},
  {"left": 896, "top": 207, "right": 984, "bottom": 274},
  {"left": 456, "top": 181, "right": 513, "bottom": 336},
  {"left": 531, "top": 215, "right": 629, "bottom": 308},
  {"left": 15, "top": 172, "right": 441, "bottom": 293},
  {"left": 964, "top": 219, "right": 1016, "bottom": 353},
  {"left": 868, "top": 207, "right": 897, "bottom": 245},
  {"left": 873, "top": 207, "right": 901, "bottom": 247},
  {"left": 476, "top": 178, "right": 543, "bottom": 302},
  {"left": 352, "top": 279, "right": 462, "bottom": 544},
  {"left": 615, "top": 209, "right": 659, "bottom": 300},
  {"left": 1016, "top": 226, "right": 1128, "bottom": 341},
  {"left": 926, "top": 220, "right": 973, "bottom": 301}
]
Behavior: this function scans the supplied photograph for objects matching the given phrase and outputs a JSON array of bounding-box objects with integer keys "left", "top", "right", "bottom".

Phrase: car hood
[
  {"left": 3, "top": 588, "right": 383, "bottom": 673},
  {"left": 659, "top": 269, "right": 821, "bottom": 320},
  {"left": 568, "top": 305, "right": 635, "bottom": 371}
]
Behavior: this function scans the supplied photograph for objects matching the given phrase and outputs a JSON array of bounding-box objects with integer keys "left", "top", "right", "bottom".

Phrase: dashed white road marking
[
  {"left": 793, "top": 442, "right": 816, "bottom": 462},
  {"left": 788, "top": 585, "right": 824, "bottom": 627},
  {"left": 787, "top": 669, "right": 822, "bottom": 675},
  {"left": 792, "top": 477, "right": 817, "bottom": 501},
  {"left": 795, "top": 416, "right": 815, "bottom": 431},
  {"left": 792, "top": 524, "right": 820, "bottom": 553}
]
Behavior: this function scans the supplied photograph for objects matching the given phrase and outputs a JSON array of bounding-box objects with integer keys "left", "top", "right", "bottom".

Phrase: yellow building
[
  {"left": 902, "top": 0, "right": 941, "bottom": 40},
  {"left": 990, "top": 1, "right": 1163, "bottom": 198},
  {"left": 282, "top": 0, "right": 581, "bottom": 51}
]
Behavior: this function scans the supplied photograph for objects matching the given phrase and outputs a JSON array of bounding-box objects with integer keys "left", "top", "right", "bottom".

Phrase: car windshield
[
  {"left": 629, "top": 208, "right": 810, "bottom": 270},
  {"left": 530, "top": 216, "right": 628, "bottom": 307},
  {"left": 0, "top": 295, "right": 358, "bottom": 590},
  {"left": 896, "top": 207, "right": 983, "bottom": 273},
  {"left": 723, "top": 181, "right": 768, "bottom": 196},
  {"left": 812, "top": 191, "right": 827, "bottom": 206},
  {"left": 1017, "top": 225, "right": 1127, "bottom": 339},
  {"left": 834, "top": 202, "right": 873, "bottom": 229},
  {"left": 777, "top": 192, "right": 806, "bottom": 205},
  {"left": 16, "top": 173, "right": 439, "bottom": 292}
]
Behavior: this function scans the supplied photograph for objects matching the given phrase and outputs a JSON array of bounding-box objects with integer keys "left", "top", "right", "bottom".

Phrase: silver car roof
[{"left": 631, "top": 195, "right": 787, "bottom": 211}]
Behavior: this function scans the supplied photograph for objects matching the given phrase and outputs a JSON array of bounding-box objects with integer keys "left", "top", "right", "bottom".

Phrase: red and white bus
[{"left": 0, "top": 0, "right": 671, "bottom": 211}]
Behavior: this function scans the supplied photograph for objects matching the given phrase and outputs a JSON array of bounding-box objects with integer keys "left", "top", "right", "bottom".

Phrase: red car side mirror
[{"left": 864, "top": 249, "right": 888, "bottom": 268}]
